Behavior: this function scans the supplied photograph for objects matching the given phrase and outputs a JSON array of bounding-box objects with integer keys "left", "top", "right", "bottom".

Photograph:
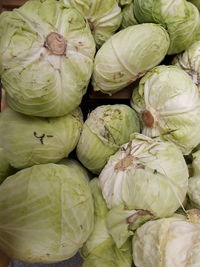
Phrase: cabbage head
[
  {"left": 0, "top": 160, "right": 94, "bottom": 263},
  {"left": 99, "top": 133, "right": 188, "bottom": 217},
  {"left": 134, "top": 0, "right": 200, "bottom": 54},
  {"left": 187, "top": 151, "right": 200, "bottom": 209},
  {"left": 92, "top": 23, "right": 170, "bottom": 95},
  {"left": 63, "top": 0, "right": 122, "bottom": 47},
  {"left": 76, "top": 104, "right": 140, "bottom": 174},
  {"left": 131, "top": 65, "right": 200, "bottom": 155},
  {"left": 132, "top": 211, "right": 200, "bottom": 267},
  {"left": 172, "top": 41, "right": 200, "bottom": 89},
  {"left": 121, "top": 2, "right": 138, "bottom": 29},
  {"left": 0, "top": 107, "right": 83, "bottom": 169},
  {"left": 0, "top": 0, "right": 95, "bottom": 117},
  {"left": 0, "top": 148, "right": 14, "bottom": 183},
  {"left": 81, "top": 178, "right": 132, "bottom": 267}
]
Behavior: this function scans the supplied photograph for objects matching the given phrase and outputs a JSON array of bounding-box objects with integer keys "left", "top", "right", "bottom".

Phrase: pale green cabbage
[
  {"left": 0, "top": 0, "right": 95, "bottom": 117},
  {"left": 76, "top": 104, "right": 140, "bottom": 174},
  {"left": 0, "top": 148, "right": 14, "bottom": 183},
  {"left": 63, "top": 0, "right": 122, "bottom": 47},
  {"left": 0, "top": 107, "right": 83, "bottom": 169},
  {"left": 132, "top": 212, "right": 200, "bottom": 267},
  {"left": 99, "top": 133, "right": 188, "bottom": 217},
  {"left": 121, "top": 2, "right": 138, "bottom": 29},
  {"left": 172, "top": 41, "right": 200, "bottom": 89},
  {"left": 81, "top": 178, "right": 132, "bottom": 267},
  {"left": 92, "top": 23, "right": 170, "bottom": 94},
  {"left": 187, "top": 151, "right": 200, "bottom": 209},
  {"left": 0, "top": 160, "right": 94, "bottom": 263},
  {"left": 131, "top": 65, "right": 200, "bottom": 155},
  {"left": 134, "top": 0, "right": 200, "bottom": 54}
]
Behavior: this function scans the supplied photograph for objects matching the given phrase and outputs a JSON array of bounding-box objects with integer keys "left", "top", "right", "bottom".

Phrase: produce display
[{"left": 1, "top": 0, "right": 200, "bottom": 266}]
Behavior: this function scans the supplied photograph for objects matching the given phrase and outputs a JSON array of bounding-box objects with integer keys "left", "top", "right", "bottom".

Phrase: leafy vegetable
[
  {"left": 81, "top": 178, "right": 132, "bottom": 267},
  {"left": 0, "top": 148, "right": 14, "bottom": 183},
  {"left": 0, "top": 0, "right": 95, "bottom": 117},
  {"left": 131, "top": 65, "right": 200, "bottom": 155},
  {"left": 172, "top": 40, "right": 200, "bottom": 89},
  {"left": 0, "top": 107, "right": 83, "bottom": 169},
  {"left": 99, "top": 133, "right": 188, "bottom": 217},
  {"left": 134, "top": 0, "right": 200, "bottom": 54},
  {"left": 92, "top": 23, "right": 170, "bottom": 94},
  {"left": 0, "top": 160, "right": 94, "bottom": 263},
  {"left": 133, "top": 210, "right": 200, "bottom": 267},
  {"left": 77, "top": 104, "right": 140, "bottom": 174},
  {"left": 63, "top": 0, "right": 122, "bottom": 47}
]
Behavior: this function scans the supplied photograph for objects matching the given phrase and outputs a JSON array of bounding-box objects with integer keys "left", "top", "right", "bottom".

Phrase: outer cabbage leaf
[
  {"left": 172, "top": 40, "right": 200, "bottom": 89},
  {"left": 0, "top": 161, "right": 94, "bottom": 263},
  {"left": 63, "top": 0, "right": 122, "bottom": 47},
  {"left": 0, "top": 107, "right": 83, "bottom": 169},
  {"left": 187, "top": 151, "right": 200, "bottom": 209},
  {"left": 134, "top": 0, "right": 200, "bottom": 54},
  {"left": 92, "top": 23, "right": 170, "bottom": 94},
  {"left": 0, "top": 148, "right": 14, "bottom": 183},
  {"left": 99, "top": 133, "right": 188, "bottom": 218},
  {"left": 121, "top": 3, "right": 138, "bottom": 29},
  {"left": 76, "top": 104, "right": 140, "bottom": 174},
  {"left": 133, "top": 214, "right": 200, "bottom": 267},
  {"left": 81, "top": 178, "right": 132, "bottom": 267},
  {"left": 131, "top": 65, "right": 200, "bottom": 155},
  {"left": 0, "top": 0, "right": 95, "bottom": 117}
]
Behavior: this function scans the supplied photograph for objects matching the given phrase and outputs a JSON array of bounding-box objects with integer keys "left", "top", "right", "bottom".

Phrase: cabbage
[
  {"left": 0, "top": 148, "right": 14, "bottom": 183},
  {"left": 92, "top": 23, "right": 170, "bottom": 95},
  {"left": 63, "top": 0, "right": 122, "bottom": 47},
  {"left": 131, "top": 65, "right": 200, "bottom": 155},
  {"left": 132, "top": 210, "right": 200, "bottom": 267},
  {"left": 0, "top": 160, "right": 94, "bottom": 263},
  {"left": 134, "top": 0, "right": 200, "bottom": 54},
  {"left": 76, "top": 104, "right": 140, "bottom": 174},
  {"left": 121, "top": 2, "right": 138, "bottom": 29},
  {"left": 0, "top": 107, "right": 83, "bottom": 169},
  {"left": 0, "top": 0, "right": 95, "bottom": 117},
  {"left": 99, "top": 133, "right": 188, "bottom": 217},
  {"left": 81, "top": 178, "right": 132, "bottom": 267},
  {"left": 172, "top": 41, "right": 200, "bottom": 89},
  {"left": 187, "top": 151, "right": 200, "bottom": 209}
]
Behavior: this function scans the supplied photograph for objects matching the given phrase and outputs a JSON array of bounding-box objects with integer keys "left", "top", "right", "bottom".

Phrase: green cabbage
[
  {"left": 0, "top": 0, "right": 95, "bottom": 117},
  {"left": 76, "top": 104, "right": 140, "bottom": 174},
  {"left": 0, "top": 160, "right": 94, "bottom": 263},
  {"left": 172, "top": 41, "right": 200, "bottom": 89},
  {"left": 92, "top": 23, "right": 170, "bottom": 95},
  {"left": 63, "top": 0, "right": 122, "bottom": 47},
  {"left": 99, "top": 133, "right": 188, "bottom": 217},
  {"left": 132, "top": 211, "right": 200, "bottom": 267},
  {"left": 131, "top": 65, "right": 200, "bottom": 155},
  {"left": 81, "top": 178, "right": 132, "bottom": 267},
  {"left": 0, "top": 148, "right": 14, "bottom": 183},
  {"left": 121, "top": 2, "right": 138, "bottom": 29},
  {"left": 0, "top": 107, "right": 83, "bottom": 169},
  {"left": 187, "top": 151, "right": 200, "bottom": 209},
  {"left": 134, "top": 0, "right": 200, "bottom": 54}
]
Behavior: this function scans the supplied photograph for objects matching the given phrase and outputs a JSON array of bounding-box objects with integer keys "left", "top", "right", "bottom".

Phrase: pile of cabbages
[{"left": 1, "top": 0, "right": 200, "bottom": 266}]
